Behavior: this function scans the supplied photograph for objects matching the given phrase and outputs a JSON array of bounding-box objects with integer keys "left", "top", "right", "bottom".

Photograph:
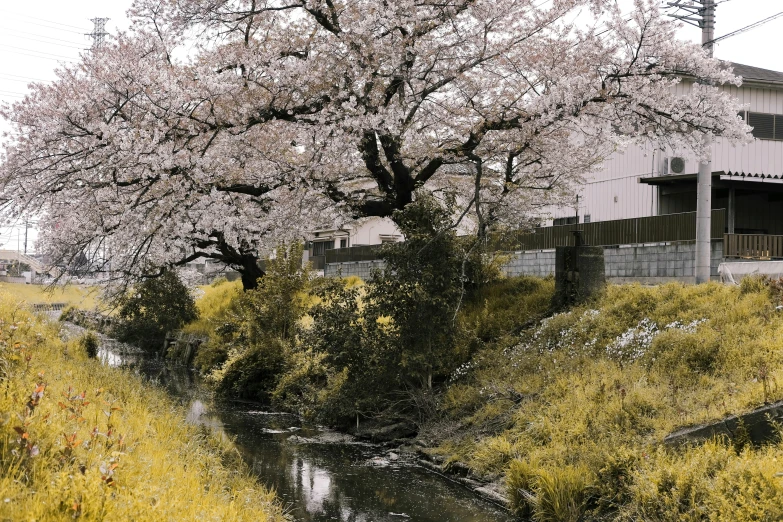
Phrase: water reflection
[{"left": 75, "top": 326, "right": 512, "bottom": 522}]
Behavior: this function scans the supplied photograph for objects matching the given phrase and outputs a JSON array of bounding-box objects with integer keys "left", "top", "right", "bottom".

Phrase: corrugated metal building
[{"left": 548, "top": 62, "right": 783, "bottom": 236}]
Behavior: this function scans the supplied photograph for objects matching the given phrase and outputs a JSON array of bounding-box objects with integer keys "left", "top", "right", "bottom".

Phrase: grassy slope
[
  {"left": 430, "top": 278, "right": 783, "bottom": 521},
  {"left": 0, "top": 292, "right": 284, "bottom": 522},
  {"left": 0, "top": 283, "right": 99, "bottom": 309}
]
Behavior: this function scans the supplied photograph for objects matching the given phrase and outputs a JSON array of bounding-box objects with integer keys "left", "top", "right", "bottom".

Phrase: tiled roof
[{"left": 728, "top": 62, "right": 783, "bottom": 85}]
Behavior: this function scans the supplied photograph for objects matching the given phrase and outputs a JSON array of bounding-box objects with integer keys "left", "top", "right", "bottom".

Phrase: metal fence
[
  {"left": 492, "top": 209, "right": 726, "bottom": 251},
  {"left": 325, "top": 244, "right": 384, "bottom": 264},
  {"left": 317, "top": 210, "right": 728, "bottom": 265},
  {"left": 724, "top": 233, "right": 783, "bottom": 259}
]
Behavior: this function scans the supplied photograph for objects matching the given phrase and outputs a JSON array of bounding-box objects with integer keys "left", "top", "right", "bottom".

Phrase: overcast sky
[{"left": 0, "top": 0, "right": 780, "bottom": 253}]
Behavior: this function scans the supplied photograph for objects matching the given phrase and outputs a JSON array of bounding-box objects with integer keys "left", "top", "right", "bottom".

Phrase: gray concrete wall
[
  {"left": 500, "top": 240, "right": 724, "bottom": 283},
  {"left": 325, "top": 240, "right": 724, "bottom": 284},
  {"left": 324, "top": 260, "right": 386, "bottom": 279},
  {"left": 503, "top": 250, "right": 557, "bottom": 278}
]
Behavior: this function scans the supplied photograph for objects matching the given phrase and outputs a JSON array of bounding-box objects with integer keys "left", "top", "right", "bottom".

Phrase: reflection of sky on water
[
  {"left": 79, "top": 326, "right": 513, "bottom": 522},
  {"left": 293, "top": 459, "right": 333, "bottom": 514}
]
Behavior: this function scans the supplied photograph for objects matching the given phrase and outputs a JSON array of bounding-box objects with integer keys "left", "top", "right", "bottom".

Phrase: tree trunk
[{"left": 238, "top": 255, "right": 265, "bottom": 290}]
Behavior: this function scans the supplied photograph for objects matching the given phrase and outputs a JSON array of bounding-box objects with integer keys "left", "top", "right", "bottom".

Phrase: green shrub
[
  {"left": 214, "top": 338, "right": 289, "bottom": 401},
  {"left": 114, "top": 270, "right": 198, "bottom": 349},
  {"left": 78, "top": 330, "right": 100, "bottom": 358}
]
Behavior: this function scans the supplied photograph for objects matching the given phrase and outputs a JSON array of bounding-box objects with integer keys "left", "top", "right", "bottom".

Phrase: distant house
[{"left": 307, "top": 217, "right": 402, "bottom": 271}]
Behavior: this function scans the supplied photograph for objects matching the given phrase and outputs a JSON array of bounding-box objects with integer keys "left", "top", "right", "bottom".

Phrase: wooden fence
[
  {"left": 724, "top": 233, "right": 783, "bottom": 259},
  {"left": 492, "top": 209, "right": 726, "bottom": 251}
]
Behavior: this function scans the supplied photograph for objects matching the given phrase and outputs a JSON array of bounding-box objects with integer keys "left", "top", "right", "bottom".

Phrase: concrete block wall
[
  {"left": 500, "top": 240, "right": 724, "bottom": 283},
  {"left": 326, "top": 240, "right": 724, "bottom": 284},
  {"left": 324, "top": 260, "right": 386, "bottom": 279},
  {"left": 503, "top": 250, "right": 557, "bottom": 278}
]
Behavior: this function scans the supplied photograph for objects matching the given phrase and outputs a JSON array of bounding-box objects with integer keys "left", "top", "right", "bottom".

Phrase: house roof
[{"left": 729, "top": 62, "right": 783, "bottom": 86}]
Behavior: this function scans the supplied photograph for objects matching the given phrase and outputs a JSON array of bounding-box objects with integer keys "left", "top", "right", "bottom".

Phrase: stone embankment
[
  {"left": 58, "top": 307, "right": 118, "bottom": 333},
  {"left": 664, "top": 399, "right": 783, "bottom": 447},
  {"left": 162, "top": 330, "right": 207, "bottom": 365}
]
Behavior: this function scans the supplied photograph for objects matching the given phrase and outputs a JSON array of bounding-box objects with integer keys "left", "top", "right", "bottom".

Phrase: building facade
[{"left": 547, "top": 63, "right": 783, "bottom": 238}]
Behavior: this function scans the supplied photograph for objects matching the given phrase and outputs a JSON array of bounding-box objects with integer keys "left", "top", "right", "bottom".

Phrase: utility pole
[
  {"left": 666, "top": 0, "right": 716, "bottom": 283},
  {"left": 86, "top": 17, "right": 110, "bottom": 49}
]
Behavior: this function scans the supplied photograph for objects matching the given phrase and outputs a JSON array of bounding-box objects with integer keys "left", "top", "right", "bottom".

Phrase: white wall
[
  {"left": 312, "top": 217, "right": 403, "bottom": 248},
  {"left": 546, "top": 82, "right": 783, "bottom": 225}
]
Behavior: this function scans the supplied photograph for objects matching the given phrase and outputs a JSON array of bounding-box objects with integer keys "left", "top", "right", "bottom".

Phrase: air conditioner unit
[{"left": 661, "top": 156, "right": 687, "bottom": 176}]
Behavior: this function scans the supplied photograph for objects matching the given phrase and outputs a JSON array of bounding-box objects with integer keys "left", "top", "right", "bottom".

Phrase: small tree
[
  {"left": 115, "top": 269, "right": 198, "bottom": 348},
  {"left": 213, "top": 243, "right": 311, "bottom": 401},
  {"left": 370, "top": 195, "right": 464, "bottom": 389}
]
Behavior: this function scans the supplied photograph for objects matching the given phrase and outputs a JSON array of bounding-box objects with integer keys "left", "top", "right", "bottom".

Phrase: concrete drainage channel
[{"left": 664, "top": 399, "right": 783, "bottom": 447}]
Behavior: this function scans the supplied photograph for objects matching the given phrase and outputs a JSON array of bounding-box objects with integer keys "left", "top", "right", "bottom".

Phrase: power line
[
  {"left": 707, "top": 11, "right": 783, "bottom": 45},
  {"left": 0, "top": 17, "right": 88, "bottom": 35},
  {"left": 0, "top": 26, "right": 84, "bottom": 46},
  {"left": 0, "top": 48, "right": 78, "bottom": 63},
  {"left": 2, "top": 33, "right": 86, "bottom": 50},
  {"left": 0, "top": 43, "right": 79, "bottom": 61},
  {"left": 0, "top": 89, "right": 27, "bottom": 97},
  {"left": 0, "top": 8, "right": 90, "bottom": 31},
  {"left": 0, "top": 72, "right": 52, "bottom": 83},
  {"left": 0, "top": 77, "right": 42, "bottom": 84}
]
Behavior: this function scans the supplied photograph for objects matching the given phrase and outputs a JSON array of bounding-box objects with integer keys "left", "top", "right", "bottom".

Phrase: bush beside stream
[{"left": 187, "top": 270, "right": 783, "bottom": 520}]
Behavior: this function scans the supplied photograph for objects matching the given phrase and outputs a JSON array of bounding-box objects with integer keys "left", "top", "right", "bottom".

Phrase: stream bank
[{"left": 63, "top": 321, "right": 514, "bottom": 522}]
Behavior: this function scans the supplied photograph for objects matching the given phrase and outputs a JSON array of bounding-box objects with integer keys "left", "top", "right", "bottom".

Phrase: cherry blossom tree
[{"left": 0, "top": 0, "right": 750, "bottom": 287}]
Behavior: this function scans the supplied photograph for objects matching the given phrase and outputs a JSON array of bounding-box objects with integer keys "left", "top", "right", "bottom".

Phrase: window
[
  {"left": 553, "top": 216, "right": 579, "bottom": 226},
  {"left": 339, "top": 238, "right": 348, "bottom": 248},
  {"left": 583, "top": 214, "right": 591, "bottom": 223},
  {"left": 312, "top": 240, "right": 334, "bottom": 256},
  {"left": 743, "top": 111, "right": 783, "bottom": 140}
]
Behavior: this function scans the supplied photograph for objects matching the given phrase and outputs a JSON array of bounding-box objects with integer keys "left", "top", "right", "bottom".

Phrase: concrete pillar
[
  {"left": 695, "top": 0, "right": 715, "bottom": 285},
  {"left": 695, "top": 153, "right": 712, "bottom": 283}
]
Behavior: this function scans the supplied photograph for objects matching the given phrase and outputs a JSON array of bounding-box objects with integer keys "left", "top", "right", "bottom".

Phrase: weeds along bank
[
  {"left": 0, "top": 293, "right": 284, "bottom": 522},
  {"left": 432, "top": 279, "right": 783, "bottom": 521},
  {"left": 187, "top": 270, "right": 783, "bottom": 520},
  {"left": 178, "top": 197, "right": 783, "bottom": 520}
]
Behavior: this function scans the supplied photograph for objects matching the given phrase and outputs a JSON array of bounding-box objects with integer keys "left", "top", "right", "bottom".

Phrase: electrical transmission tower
[
  {"left": 86, "top": 17, "right": 110, "bottom": 49},
  {"left": 665, "top": 0, "right": 716, "bottom": 284}
]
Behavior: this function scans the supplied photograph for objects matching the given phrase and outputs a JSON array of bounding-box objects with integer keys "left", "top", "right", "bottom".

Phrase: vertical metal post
[
  {"left": 727, "top": 187, "right": 735, "bottom": 234},
  {"left": 695, "top": 0, "right": 715, "bottom": 283}
]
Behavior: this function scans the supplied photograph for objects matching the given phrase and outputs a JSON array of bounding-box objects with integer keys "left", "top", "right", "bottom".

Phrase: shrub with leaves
[
  {"left": 113, "top": 269, "right": 198, "bottom": 348},
  {"left": 78, "top": 331, "right": 99, "bottom": 358},
  {"left": 208, "top": 244, "right": 310, "bottom": 401}
]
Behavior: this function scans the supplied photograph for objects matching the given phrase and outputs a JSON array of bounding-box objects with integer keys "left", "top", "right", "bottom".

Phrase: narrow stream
[{"left": 69, "top": 324, "right": 513, "bottom": 522}]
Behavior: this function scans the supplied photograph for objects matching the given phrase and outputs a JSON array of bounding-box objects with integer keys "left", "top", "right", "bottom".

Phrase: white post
[{"left": 695, "top": 0, "right": 715, "bottom": 284}]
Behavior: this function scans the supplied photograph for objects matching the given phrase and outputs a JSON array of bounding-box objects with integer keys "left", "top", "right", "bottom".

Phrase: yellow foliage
[
  {"left": 0, "top": 282, "right": 99, "bottom": 310},
  {"left": 0, "top": 292, "right": 284, "bottom": 522},
  {"left": 434, "top": 279, "right": 783, "bottom": 520},
  {"left": 182, "top": 278, "right": 242, "bottom": 336}
]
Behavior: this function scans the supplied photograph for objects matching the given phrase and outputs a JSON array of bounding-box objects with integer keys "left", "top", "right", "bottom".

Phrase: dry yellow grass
[
  {"left": 0, "top": 292, "right": 284, "bottom": 522},
  {"left": 433, "top": 279, "right": 783, "bottom": 520},
  {"left": 0, "top": 282, "right": 100, "bottom": 310}
]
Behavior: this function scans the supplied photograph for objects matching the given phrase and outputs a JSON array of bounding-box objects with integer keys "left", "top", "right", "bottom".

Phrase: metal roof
[{"left": 640, "top": 171, "right": 783, "bottom": 186}]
